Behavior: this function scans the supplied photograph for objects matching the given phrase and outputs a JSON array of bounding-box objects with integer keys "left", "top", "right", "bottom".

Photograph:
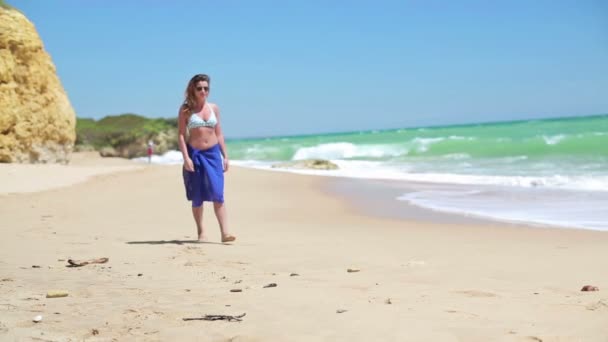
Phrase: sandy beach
[{"left": 1, "top": 153, "right": 607, "bottom": 341}]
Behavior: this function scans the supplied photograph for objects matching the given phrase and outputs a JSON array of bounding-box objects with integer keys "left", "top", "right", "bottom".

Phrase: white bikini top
[{"left": 187, "top": 104, "right": 217, "bottom": 131}]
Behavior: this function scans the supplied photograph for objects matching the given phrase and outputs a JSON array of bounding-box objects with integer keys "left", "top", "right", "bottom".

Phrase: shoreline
[
  {"left": 3, "top": 151, "right": 605, "bottom": 233},
  {"left": 324, "top": 176, "right": 517, "bottom": 227},
  {"left": 3, "top": 150, "right": 604, "bottom": 232},
  {"left": 323, "top": 176, "right": 607, "bottom": 233},
  {"left": 1, "top": 154, "right": 607, "bottom": 340},
  {"left": 233, "top": 162, "right": 608, "bottom": 232}
]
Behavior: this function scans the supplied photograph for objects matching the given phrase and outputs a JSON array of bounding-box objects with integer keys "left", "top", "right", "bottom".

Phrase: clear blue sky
[{"left": 9, "top": 0, "right": 608, "bottom": 138}]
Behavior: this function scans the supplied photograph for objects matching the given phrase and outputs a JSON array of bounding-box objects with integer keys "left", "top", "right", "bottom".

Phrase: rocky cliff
[{"left": 0, "top": 6, "right": 76, "bottom": 163}]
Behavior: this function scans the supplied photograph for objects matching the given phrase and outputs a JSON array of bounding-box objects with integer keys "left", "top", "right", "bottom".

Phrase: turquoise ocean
[{"left": 144, "top": 114, "right": 608, "bottom": 231}]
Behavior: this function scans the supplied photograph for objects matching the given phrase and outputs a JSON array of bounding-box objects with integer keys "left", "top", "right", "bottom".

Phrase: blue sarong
[{"left": 183, "top": 144, "right": 224, "bottom": 207}]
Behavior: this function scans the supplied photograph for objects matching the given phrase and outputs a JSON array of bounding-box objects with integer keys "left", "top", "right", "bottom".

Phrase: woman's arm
[
  {"left": 212, "top": 104, "right": 229, "bottom": 172},
  {"left": 177, "top": 105, "right": 194, "bottom": 171}
]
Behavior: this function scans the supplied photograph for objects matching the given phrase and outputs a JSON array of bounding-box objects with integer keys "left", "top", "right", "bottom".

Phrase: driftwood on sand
[
  {"left": 182, "top": 313, "right": 246, "bottom": 322},
  {"left": 67, "top": 257, "right": 109, "bottom": 267}
]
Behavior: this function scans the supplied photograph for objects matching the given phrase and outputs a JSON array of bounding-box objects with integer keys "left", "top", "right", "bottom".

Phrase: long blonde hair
[{"left": 183, "top": 74, "right": 211, "bottom": 112}]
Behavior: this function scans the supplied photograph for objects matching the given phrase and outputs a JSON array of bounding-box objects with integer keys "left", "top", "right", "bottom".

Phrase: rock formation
[
  {"left": 0, "top": 6, "right": 76, "bottom": 163},
  {"left": 95, "top": 128, "right": 178, "bottom": 158},
  {"left": 272, "top": 159, "right": 339, "bottom": 170}
]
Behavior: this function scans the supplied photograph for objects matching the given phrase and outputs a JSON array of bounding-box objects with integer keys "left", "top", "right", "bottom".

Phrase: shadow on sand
[{"left": 126, "top": 240, "right": 225, "bottom": 245}]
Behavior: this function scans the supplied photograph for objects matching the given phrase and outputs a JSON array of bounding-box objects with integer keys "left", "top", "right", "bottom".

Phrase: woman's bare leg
[
  {"left": 213, "top": 202, "right": 235, "bottom": 242},
  {"left": 192, "top": 206, "right": 206, "bottom": 241}
]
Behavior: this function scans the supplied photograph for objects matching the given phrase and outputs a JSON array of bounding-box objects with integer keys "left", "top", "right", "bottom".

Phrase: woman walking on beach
[{"left": 178, "top": 74, "right": 235, "bottom": 243}]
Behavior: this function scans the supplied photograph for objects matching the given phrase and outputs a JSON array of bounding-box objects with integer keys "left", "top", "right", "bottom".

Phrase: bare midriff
[{"left": 188, "top": 126, "right": 218, "bottom": 150}]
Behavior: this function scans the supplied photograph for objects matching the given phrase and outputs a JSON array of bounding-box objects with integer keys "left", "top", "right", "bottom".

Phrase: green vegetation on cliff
[
  {"left": 0, "top": 0, "right": 14, "bottom": 9},
  {"left": 76, "top": 114, "right": 178, "bottom": 157}
]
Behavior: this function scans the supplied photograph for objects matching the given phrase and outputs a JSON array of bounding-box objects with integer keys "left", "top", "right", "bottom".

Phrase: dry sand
[{"left": 0, "top": 153, "right": 607, "bottom": 341}]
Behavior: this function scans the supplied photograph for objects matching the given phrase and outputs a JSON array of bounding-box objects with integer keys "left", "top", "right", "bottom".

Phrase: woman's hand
[
  {"left": 183, "top": 158, "right": 194, "bottom": 172},
  {"left": 223, "top": 157, "right": 229, "bottom": 172}
]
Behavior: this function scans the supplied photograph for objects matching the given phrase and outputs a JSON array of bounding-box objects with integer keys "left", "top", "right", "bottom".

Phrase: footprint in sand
[
  {"left": 183, "top": 260, "right": 206, "bottom": 267},
  {"left": 185, "top": 246, "right": 204, "bottom": 253},
  {"left": 405, "top": 260, "right": 427, "bottom": 267},
  {"left": 454, "top": 290, "right": 497, "bottom": 298},
  {"left": 586, "top": 299, "right": 608, "bottom": 311},
  {"left": 123, "top": 308, "right": 164, "bottom": 321},
  {"left": 445, "top": 309, "right": 479, "bottom": 317}
]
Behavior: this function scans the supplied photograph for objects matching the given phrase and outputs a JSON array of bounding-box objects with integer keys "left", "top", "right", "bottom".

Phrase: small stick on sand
[
  {"left": 183, "top": 313, "right": 246, "bottom": 322},
  {"left": 67, "top": 257, "right": 109, "bottom": 267}
]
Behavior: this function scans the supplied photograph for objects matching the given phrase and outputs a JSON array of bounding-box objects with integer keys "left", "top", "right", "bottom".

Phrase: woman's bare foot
[
  {"left": 197, "top": 235, "right": 209, "bottom": 242},
  {"left": 221, "top": 234, "right": 236, "bottom": 243}
]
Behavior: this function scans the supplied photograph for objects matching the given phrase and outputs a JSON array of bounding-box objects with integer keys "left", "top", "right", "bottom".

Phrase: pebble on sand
[
  {"left": 46, "top": 290, "right": 69, "bottom": 298},
  {"left": 581, "top": 285, "right": 599, "bottom": 292}
]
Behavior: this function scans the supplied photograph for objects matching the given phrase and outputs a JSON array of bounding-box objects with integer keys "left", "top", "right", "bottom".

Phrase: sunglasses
[{"left": 196, "top": 86, "right": 209, "bottom": 92}]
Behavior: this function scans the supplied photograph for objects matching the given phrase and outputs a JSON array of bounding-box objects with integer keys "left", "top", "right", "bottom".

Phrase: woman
[{"left": 178, "top": 74, "right": 235, "bottom": 243}]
